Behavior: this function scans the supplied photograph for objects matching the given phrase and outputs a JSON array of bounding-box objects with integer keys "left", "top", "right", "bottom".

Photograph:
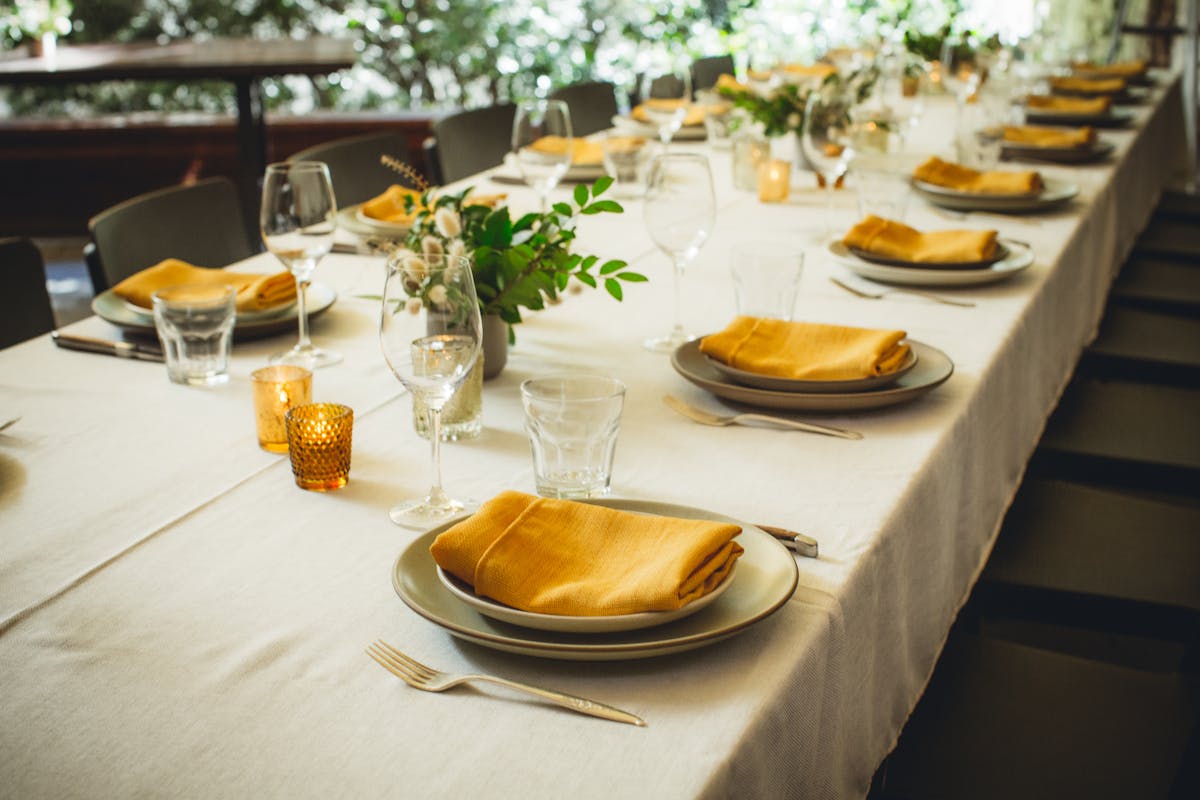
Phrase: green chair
[
  {"left": 289, "top": 131, "right": 414, "bottom": 207},
  {"left": 0, "top": 237, "right": 56, "bottom": 349},
  {"left": 427, "top": 103, "right": 517, "bottom": 184},
  {"left": 548, "top": 81, "right": 619, "bottom": 137},
  {"left": 691, "top": 54, "right": 735, "bottom": 91}
]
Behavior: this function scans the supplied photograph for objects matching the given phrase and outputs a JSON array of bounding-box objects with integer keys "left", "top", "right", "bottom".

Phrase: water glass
[
  {"left": 521, "top": 375, "right": 626, "bottom": 499},
  {"left": 854, "top": 168, "right": 912, "bottom": 221},
  {"left": 730, "top": 244, "right": 804, "bottom": 320},
  {"left": 151, "top": 284, "right": 236, "bottom": 386},
  {"left": 601, "top": 132, "right": 652, "bottom": 198}
]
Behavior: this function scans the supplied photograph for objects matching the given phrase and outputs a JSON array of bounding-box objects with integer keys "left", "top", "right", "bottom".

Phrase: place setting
[
  {"left": 909, "top": 155, "right": 1079, "bottom": 213},
  {"left": 1020, "top": 93, "right": 1137, "bottom": 128},
  {"left": 999, "top": 124, "right": 1115, "bottom": 165}
]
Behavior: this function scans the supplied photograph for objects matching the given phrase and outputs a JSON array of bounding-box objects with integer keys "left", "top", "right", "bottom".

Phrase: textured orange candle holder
[
  {"left": 252, "top": 365, "right": 313, "bottom": 453},
  {"left": 757, "top": 159, "right": 791, "bottom": 202},
  {"left": 284, "top": 403, "right": 353, "bottom": 491}
]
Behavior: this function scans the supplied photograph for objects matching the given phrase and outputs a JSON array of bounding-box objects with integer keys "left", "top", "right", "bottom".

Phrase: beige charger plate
[{"left": 392, "top": 499, "right": 798, "bottom": 661}]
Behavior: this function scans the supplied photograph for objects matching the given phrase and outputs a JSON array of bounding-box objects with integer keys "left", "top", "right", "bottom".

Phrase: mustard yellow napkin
[
  {"left": 111, "top": 258, "right": 295, "bottom": 313},
  {"left": 359, "top": 184, "right": 423, "bottom": 224},
  {"left": 843, "top": 215, "right": 998, "bottom": 264},
  {"left": 1026, "top": 94, "right": 1112, "bottom": 114},
  {"left": 430, "top": 491, "right": 743, "bottom": 616},
  {"left": 913, "top": 156, "right": 1044, "bottom": 195},
  {"left": 1071, "top": 59, "right": 1146, "bottom": 79},
  {"left": 1049, "top": 75, "right": 1127, "bottom": 95},
  {"left": 716, "top": 73, "right": 751, "bottom": 93},
  {"left": 779, "top": 63, "right": 837, "bottom": 80},
  {"left": 1002, "top": 125, "right": 1096, "bottom": 148},
  {"left": 528, "top": 135, "right": 604, "bottom": 165},
  {"left": 700, "top": 316, "right": 910, "bottom": 380},
  {"left": 631, "top": 99, "right": 707, "bottom": 127}
]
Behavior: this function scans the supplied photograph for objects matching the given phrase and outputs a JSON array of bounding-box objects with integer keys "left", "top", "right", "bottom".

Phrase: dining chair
[
  {"left": 691, "top": 54, "right": 736, "bottom": 92},
  {"left": 288, "top": 131, "right": 414, "bottom": 207},
  {"left": 427, "top": 103, "right": 517, "bottom": 184},
  {"left": 86, "top": 176, "right": 258, "bottom": 293},
  {"left": 547, "top": 81, "right": 620, "bottom": 137},
  {"left": 0, "top": 237, "right": 56, "bottom": 349}
]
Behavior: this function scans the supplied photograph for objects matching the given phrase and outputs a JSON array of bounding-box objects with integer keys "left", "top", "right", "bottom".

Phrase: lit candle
[
  {"left": 757, "top": 159, "right": 791, "bottom": 202},
  {"left": 285, "top": 403, "right": 354, "bottom": 491},
  {"left": 252, "top": 365, "right": 313, "bottom": 453}
]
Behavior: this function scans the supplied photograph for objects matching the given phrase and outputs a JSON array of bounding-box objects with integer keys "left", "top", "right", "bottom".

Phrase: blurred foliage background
[{"left": 0, "top": 0, "right": 1111, "bottom": 118}]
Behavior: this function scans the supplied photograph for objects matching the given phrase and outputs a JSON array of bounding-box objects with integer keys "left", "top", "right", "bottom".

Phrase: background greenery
[{"left": 0, "top": 0, "right": 1103, "bottom": 118}]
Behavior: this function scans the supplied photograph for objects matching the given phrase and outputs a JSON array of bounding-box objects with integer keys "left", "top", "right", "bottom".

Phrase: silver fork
[
  {"left": 365, "top": 640, "right": 646, "bottom": 727},
  {"left": 829, "top": 277, "right": 976, "bottom": 308},
  {"left": 664, "top": 395, "right": 862, "bottom": 440}
]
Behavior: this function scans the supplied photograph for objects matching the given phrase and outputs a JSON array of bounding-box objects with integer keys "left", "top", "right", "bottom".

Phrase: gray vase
[{"left": 482, "top": 314, "right": 508, "bottom": 380}]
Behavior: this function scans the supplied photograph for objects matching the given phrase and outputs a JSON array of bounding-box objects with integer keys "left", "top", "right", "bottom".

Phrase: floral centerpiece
[
  {"left": 715, "top": 65, "right": 881, "bottom": 138},
  {"left": 396, "top": 175, "right": 645, "bottom": 345}
]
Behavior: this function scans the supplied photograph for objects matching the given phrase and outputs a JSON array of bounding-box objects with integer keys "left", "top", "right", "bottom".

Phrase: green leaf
[
  {"left": 616, "top": 271, "right": 649, "bottom": 282},
  {"left": 573, "top": 183, "right": 589, "bottom": 207},
  {"left": 598, "top": 259, "right": 626, "bottom": 275},
  {"left": 575, "top": 272, "right": 597, "bottom": 289},
  {"left": 604, "top": 277, "right": 623, "bottom": 301},
  {"left": 580, "top": 254, "right": 598, "bottom": 271},
  {"left": 555, "top": 271, "right": 570, "bottom": 291},
  {"left": 552, "top": 202, "right": 573, "bottom": 216},
  {"left": 592, "top": 176, "right": 614, "bottom": 196},
  {"left": 581, "top": 200, "right": 623, "bottom": 215}
]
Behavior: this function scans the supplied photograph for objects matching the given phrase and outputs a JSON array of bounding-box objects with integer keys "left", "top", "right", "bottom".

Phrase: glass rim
[
  {"left": 251, "top": 364, "right": 312, "bottom": 383},
  {"left": 520, "top": 373, "right": 627, "bottom": 402},
  {"left": 284, "top": 402, "right": 353, "bottom": 423},
  {"left": 150, "top": 283, "right": 236, "bottom": 306},
  {"left": 264, "top": 160, "right": 331, "bottom": 175}
]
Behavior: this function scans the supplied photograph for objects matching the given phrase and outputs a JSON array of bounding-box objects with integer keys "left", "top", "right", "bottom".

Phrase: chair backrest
[
  {"left": 431, "top": 103, "right": 517, "bottom": 183},
  {"left": 0, "top": 237, "right": 56, "bottom": 349},
  {"left": 87, "top": 176, "right": 256, "bottom": 292},
  {"left": 289, "top": 131, "right": 414, "bottom": 207},
  {"left": 547, "top": 81, "right": 620, "bottom": 137},
  {"left": 692, "top": 54, "right": 736, "bottom": 92}
]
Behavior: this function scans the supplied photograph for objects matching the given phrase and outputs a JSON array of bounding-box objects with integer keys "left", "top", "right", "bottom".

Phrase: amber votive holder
[
  {"left": 252, "top": 365, "right": 313, "bottom": 453},
  {"left": 284, "top": 403, "right": 353, "bottom": 491},
  {"left": 757, "top": 159, "right": 791, "bottom": 202}
]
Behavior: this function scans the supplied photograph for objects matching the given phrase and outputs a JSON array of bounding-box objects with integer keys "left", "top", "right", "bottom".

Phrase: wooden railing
[{"left": 0, "top": 111, "right": 435, "bottom": 237}]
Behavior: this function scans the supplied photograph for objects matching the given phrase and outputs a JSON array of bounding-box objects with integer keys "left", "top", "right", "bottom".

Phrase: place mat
[
  {"left": 672, "top": 339, "right": 954, "bottom": 412},
  {"left": 392, "top": 499, "right": 798, "bottom": 660},
  {"left": 829, "top": 239, "right": 1034, "bottom": 288}
]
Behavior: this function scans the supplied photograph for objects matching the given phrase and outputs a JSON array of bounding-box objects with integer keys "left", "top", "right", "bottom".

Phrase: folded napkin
[
  {"left": 632, "top": 99, "right": 707, "bottom": 127},
  {"left": 111, "top": 258, "right": 295, "bottom": 312},
  {"left": 700, "top": 316, "right": 910, "bottom": 380},
  {"left": 528, "top": 135, "right": 604, "bottom": 165},
  {"left": 359, "top": 184, "right": 423, "bottom": 224},
  {"left": 913, "top": 156, "right": 1044, "bottom": 195},
  {"left": 1002, "top": 125, "right": 1096, "bottom": 148},
  {"left": 1026, "top": 94, "right": 1112, "bottom": 114},
  {"left": 430, "top": 491, "right": 743, "bottom": 616},
  {"left": 1071, "top": 59, "right": 1147, "bottom": 78},
  {"left": 716, "top": 73, "right": 751, "bottom": 93},
  {"left": 843, "top": 215, "right": 998, "bottom": 264},
  {"left": 779, "top": 63, "right": 837, "bottom": 80},
  {"left": 1049, "top": 76, "right": 1127, "bottom": 95}
]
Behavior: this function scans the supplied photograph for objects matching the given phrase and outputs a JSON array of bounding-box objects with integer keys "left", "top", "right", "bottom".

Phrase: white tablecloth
[{"left": 0, "top": 77, "right": 1187, "bottom": 799}]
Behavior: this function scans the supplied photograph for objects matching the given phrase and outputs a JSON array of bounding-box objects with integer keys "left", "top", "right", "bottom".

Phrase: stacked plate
[
  {"left": 671, "top": 338, "right": 954, "bottom": 413},
  {"left": 391, "top": 499, "right": 799, "bottom": 660},
  {"left": 610, "top": 114, "right": 707, "bottom": 141},
  {"left": 828, "top": 238, "right": 1035, "bottom": 287},
  {"left": 1002, "top": 137, "right": 1115, "bottom": 165},
  {"left": 911, "top": 176, "right": 1079, "bottom": 213},
  {"left": 1023, "top": 104, "right": 1136, "bottom": 128}
]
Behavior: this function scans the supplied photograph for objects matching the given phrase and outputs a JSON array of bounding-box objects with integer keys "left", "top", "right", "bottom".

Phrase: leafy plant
[{"left": 400, "top": 176, "right": 646, "bottom": 342}]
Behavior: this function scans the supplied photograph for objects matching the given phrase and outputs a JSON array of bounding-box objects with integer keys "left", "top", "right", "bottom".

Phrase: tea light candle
[
  {"left": 285, "top": 403, "right": 354, "bottom": 491},
  {"left": 757, "top": 159, "right": 791, "bottom": 202},
  {"left": 251, "top": 365, "right": 313, "bottom": 453}
]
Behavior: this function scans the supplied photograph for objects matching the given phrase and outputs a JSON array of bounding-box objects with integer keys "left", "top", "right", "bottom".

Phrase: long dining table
[{"left": 0, "top": 74, "right": 1188, "bottom": 798}]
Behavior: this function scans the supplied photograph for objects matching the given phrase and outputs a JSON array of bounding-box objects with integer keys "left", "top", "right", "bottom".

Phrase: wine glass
[
  {"left": 642, "top": 153, "right": 715, "bottom": 353},
  {"left": 260, "top": 161, "right": 341, "bottom": 369},
  {"left": 512, "top": 99, "right": 573, "bottom": 213},
  {"left": 801, "top": 86, "right": 858, "bottom": 240},
  {"left": 380, "top": 253, "right": 483, "bottom": 529},
  {"left": 638, "top": 64, "right": 693, "bottom": 149},
  {"left": 940, "top": 34, "right": 983, "bottom": 106}
]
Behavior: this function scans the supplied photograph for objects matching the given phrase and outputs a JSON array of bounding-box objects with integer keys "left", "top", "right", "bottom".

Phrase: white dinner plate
[
  {"left": 828, "top": 239, "right": 1035, "bottom": 287},
  {"left": 435, "top": 561, "right": 737, "bottom": 634},
  {"left": 1002, "top": 139, "right": 1116, "bottom": 165},
  {"left": 911, "top": 177, "right": 1079, "bottom": 213},
  {"left": 352, "top": 207, "right": 413, "bottom": 237},
  {"left": 92, "top": 281, "right": 337, "bottom": 342},
  {"left": 1022, "top": 105, "right": 1136, "bottom": 128},
  {"left": 702, "top": 347, "right": 918, "bottom": 394},
  {"left": 391, "top": 499, "right": 798, "bottom": 661},
  {"left": 610, "top": 114, "right": 707, "bottom": 141},
  {"left": 672, "top": 339, "right": 954, "bottom": 413}
]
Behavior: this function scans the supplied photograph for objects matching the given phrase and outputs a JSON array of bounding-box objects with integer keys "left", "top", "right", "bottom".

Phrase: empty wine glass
[
  {"left": 940, "top": 34, "right": 984, "bottom": 106},
  {"left": 260, "top": 161, "right": 341, "bottom": 369},
  {"left": 380, "top": 253, "right": 482, "bottom": 529},
  {"left": 801, "top": 86, "right": 858, "bottom": 240},
  {"left": 638, "top": 64, "right": 693, "bottom": 149},
  {"left": 512, "top": 99, "right": 573, "bottom": 213},
  {"left": 642, "top": 153, "right": 715, "bottom": 353}
]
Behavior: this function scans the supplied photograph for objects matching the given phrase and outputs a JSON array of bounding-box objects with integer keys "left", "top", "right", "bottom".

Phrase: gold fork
[{"left": 365, "top": 641, "right": 646, "bottom": 727}]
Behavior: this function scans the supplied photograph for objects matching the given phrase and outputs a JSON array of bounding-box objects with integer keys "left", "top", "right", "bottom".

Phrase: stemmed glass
[
  {"left": 380, "top": 253, "right": 482, "bottom": 529},
  {"left": 260, "top": 161, "right": 341, "bottom": 369},
  {"left": 801, "top": 86, "right": 858, "bottom": 240},
  {"left": 512, "top": 99, "right": 573, "bottom": 213},
  {"left": 642, "top": 153, "right": 715, "bottom": 353},
  {"left": 638, "top": 64, "right": 693, "bottom": 149}
]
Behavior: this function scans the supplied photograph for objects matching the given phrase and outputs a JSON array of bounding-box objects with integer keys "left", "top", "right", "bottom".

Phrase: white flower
[
  {"left": 427, "top": 284, "right": 449, "bottom": 308},
  {"left": 787, "top": 112, "right": 801, "bottom": 129},
  {"left": 402, "top": 253, "right": 429, "bottom": 281},
  {"left": 447, "top": 238, "right": 467, "bottom": 264},
  {"left": 422, "top": 235, "right": 444, "bottom": 260},
  {"left": 405, "top": 297, "right": 423, "bottom": 315},
  {"left": 434, "top": 207, "right": 462, "bottom": 238}
]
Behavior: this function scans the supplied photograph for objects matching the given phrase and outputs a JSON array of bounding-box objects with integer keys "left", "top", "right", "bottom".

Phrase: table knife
[
  {"left": 52, "top": 332, "right": 164, "bottom": 362},
  {"left": 756, "top": 524, "right": 819, "bottom": 558}
]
